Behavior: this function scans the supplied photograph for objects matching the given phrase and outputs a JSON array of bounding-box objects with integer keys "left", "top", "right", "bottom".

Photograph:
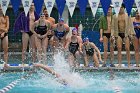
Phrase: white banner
[
  {"left": 0, "top": 0, "right": 10, "bottom": 15},
  {"left": 44, "top": 0, "right": 55, "bottom": 17},
  {"left": 112, "top": 0, "right": 123, "bottom": 16},
  {"left": 22, "top": 0, "right": 33, "bottom": 16},
  {"left": 88, "top": 0, "right": 100, "bottom": 17},
  {"left": 135, "top": 0, "right": 140, "bottom": 14},
  {"left": 66, "top": 0, "right": 77, "bottom": 17}
]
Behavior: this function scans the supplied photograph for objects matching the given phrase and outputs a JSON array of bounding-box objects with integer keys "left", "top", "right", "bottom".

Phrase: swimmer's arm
[
  {"left": 34, "top": 63, "right": 68, "bottom": 85},
  {"left": 52, "top": 24, "right": 57, "bottom": 30},
  {"left": 46, "top": 20, "right": 51, "bottom": 30},
  {"left": 111, "top": 15, "right": 117, "bottom": 37},
  {"left": 111, "top": 16, "right": 115, "bottom": 36},
  {"left": 51, "top": 24, "right": 57, "bottom": 35},
  {"left": 78, "top": 37, "right": 83, "bottom": 51},
  {"left": 99, "top": 17, "right": 103, "bottom": 38},
  {"left": 48, "top": 18, "right": 55, "bottom": 29},
  {"left": 34, "top": 63, "right": 60, "bottom": 78},
  {"left": 5, "top": 16, "right": 9, "bottom": 33},
  {"left": 31, "top": 21, "right": 38, "bottom": 35},
  {"left": 64, "top": 24, "right": 70, "bottom": 38},
  {"left": 100, "top": 29, "right": 103, "bottom": 38},
  {"left": 65, "top": 24, "right": 70, "bottom": 33},
  {"left": 50, "top": 17, "right": 55, "bottom": 25},
  {"left": 129, "top": 17, "right": 135, "bottom": 35},
  {"left": 91, "top": 43, "right": 102, "bottom": 58}
]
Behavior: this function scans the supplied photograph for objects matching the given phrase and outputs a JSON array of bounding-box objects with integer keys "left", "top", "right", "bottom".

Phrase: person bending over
[
  {"left": 64, "top": 28, "right": 83, "bottom": 67},
  {"left": 82, "top": 38, "right": 103, "bottom": 67}
]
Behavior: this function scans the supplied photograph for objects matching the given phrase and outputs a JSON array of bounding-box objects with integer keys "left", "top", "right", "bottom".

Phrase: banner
[
  {"left": 11, "top": 0, "right": 21, "bottom": 14},
  {"left": 56, "top": 0, "right": 66, "bottom": 17},
  {"left": 44, "top": 0, "right": 55, "bottom": 17},
  {"left": 124, "top": 0, "right": 134, "bottom": 16},
  {"left": 100, "top": 0, "right": 111, "bottom": 16},
  {"left": 0, "top": 0, "right": 10, "bottom": 15},
  {"left": 88, "top": 0, "right": 100, "bottom": 17},
  {"left": 135, "top": 0, "right": 140, "bottom": 14},
  {"left": 33, "top": 0, "right": 44, "bottom": 15},
  {"left": 78, "top": 0, "right": 88, "bottom": 16},
  {"left": 112, "top": 0, "right": 123, "bottom": 16},
  {"left": 66, "top": 0, "right": 77, "bottom": 17},
  {"left": 22, "top": 0, "right": 33, "bottom": 16}
]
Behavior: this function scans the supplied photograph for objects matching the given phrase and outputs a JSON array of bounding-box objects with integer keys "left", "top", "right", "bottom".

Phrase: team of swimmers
[{"left": 0, "top": 3, "right": 140, "bottom": 69}]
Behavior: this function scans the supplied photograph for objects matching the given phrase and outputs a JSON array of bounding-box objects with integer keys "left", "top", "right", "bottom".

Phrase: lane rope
[{"left": 0, "top": 67, "right": 33, "bottom": 93}]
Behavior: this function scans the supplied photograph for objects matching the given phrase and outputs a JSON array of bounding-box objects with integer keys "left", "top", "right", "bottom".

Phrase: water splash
[{"left": 53, "top": 51, "right": 88, "bottom": 88}]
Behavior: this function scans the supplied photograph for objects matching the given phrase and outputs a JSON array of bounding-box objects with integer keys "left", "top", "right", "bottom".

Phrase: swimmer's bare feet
[
  {"left": 128, "top": 65, "right": 131, "bottom": 68},
  {"left": 136, "top": 65, "right": 139, "bottom": 67},
  {"left": 117, "top": 64, "right": 122, "bottom": 68},
  {"left": 99, "top": 59, "right": 104, "bottom": 63}
]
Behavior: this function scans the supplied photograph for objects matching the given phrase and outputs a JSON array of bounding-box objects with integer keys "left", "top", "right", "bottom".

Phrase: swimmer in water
[{"left": 33, "top": 63, "right": 67, "bottom": 85}]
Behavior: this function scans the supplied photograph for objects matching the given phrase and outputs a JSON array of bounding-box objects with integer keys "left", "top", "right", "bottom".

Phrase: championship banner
[
  {"left": 66, "top": 0, "right": 77, "bottom": 17},
  {"left": 22, "top": 0, "right": 33, "bottom": 16},
  {"left": 56, "top": 0, "right": 66, "bottom": 17},
  {"left": 88, "top": 0, "right": 100, "bottom": 17},
  {"left": 11, "top": 0, "right": 21, "bottom": 14},
  {"left": 100, "top": 0, "right": 111, "bottom": 16},
  {"left": 33, "top": 0, "right": 44, "bottom": 15},
  {"left": 112, "top": 0, "right": 123, "bottom": 16},
  {"left": 77, "top": 0, "right": 88, "bottom": 16},
  {"left": 44, "top": 0, "right": 55, "bottom": 17},
  {"left": 135, "top": 0, "right": 140, "bottom": 14},
  {"left": 123, "top": 0, "right": 134, "bottom": 16},
  {"left": 0, "top": 0, "right": 10, "bottom": 15}
]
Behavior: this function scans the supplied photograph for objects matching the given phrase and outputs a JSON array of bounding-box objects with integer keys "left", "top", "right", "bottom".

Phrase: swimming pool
[
  {"left": 0, "top": 51, "right": 139, "bottom": 93},
  {"left": 0, "top": 70, "right": 140, "bottom": 93}
]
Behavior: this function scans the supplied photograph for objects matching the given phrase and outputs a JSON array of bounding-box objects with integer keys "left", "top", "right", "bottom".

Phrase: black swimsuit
[
  {"left": 84, "top": 44, "right": 94, "bottom": 56},
  {"left": 103, "top": 33, "right": 111, "bottom": 39},
  {"left": 26, "top": 31, "right": 33, "bottom": 36},
  {"left": 35, "top": 25, "right": 48, "bottom": 35},
  {"left": 118, "top": 33, "right": 125, "bottom": 39},
  {"left": 35, "top": 21, "right": 48, "bottom": 35},
  {"left": 69, "top": 42, "right": 79, "bottom": 55},
  {"left": 0, "top": 33, "right": 8, "bottom": 40}
]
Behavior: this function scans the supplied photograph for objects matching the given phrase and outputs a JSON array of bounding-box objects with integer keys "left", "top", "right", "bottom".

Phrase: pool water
[
  {"left": 0, "top": 51, "right": 139, "bottom": 93},
  {"left": 0, "top": 71, "right": 140, "bottom": 93}
]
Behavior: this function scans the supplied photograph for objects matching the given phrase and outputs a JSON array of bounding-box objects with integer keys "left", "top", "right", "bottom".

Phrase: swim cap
[
  {"left": 83, "top": 37, "right": 89, "bottom": 42},
  {"left": 72, "top": 27, "right": 78, "bottom": 32},
  {"left": 58, "top": 18, "right": 64, "bottom": 22}
]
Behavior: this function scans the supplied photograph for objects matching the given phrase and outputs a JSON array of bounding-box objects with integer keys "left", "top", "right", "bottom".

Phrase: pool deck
[{"left": 0, "top": 64, "right": 140, "bottom": 72}]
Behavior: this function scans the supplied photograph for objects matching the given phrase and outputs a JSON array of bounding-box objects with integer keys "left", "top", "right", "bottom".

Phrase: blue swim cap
[
  {"left": 72, "top": 27, "right": 78, "bottom": 32},
  {"left": 83, "top": 37, "right": 89, "bottom": 42},
  {"left": 58, "top": 18, "right": 64, "bottom": 22}
]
